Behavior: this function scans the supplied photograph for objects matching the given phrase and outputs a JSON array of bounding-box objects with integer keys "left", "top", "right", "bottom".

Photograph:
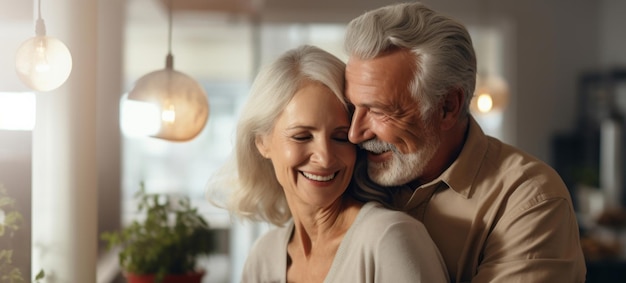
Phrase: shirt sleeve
[
  {"left": 375, "top": 217, "right": 450, "bottom": 283},
  {"left": 240, "top": 228, "right": 287, "bottom": 283},
  {"left": 240, "top": 239, "right": 264, "bottom": 283},
  {"left": 472, "top": 197, "right": 586, "bottom": 283}
]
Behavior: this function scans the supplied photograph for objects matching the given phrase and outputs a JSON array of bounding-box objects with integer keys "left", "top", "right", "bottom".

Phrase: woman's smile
[{"left": 301, "top": 171, "right": 338, "bottom": 182}]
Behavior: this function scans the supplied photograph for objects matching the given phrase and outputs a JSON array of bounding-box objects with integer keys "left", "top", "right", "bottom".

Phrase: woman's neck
[
  {"left": 290, "top": 197, "right": 361, "bottom": 253},
  {"left": 286, "top": 197, "right": 363, "bottom": 282}
]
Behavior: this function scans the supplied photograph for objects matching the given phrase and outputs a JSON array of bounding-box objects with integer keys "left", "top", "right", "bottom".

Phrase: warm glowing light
[
  {"left": 470, "top": 74, "right": 510, "bottom": 114},
  {"left": 127, "top": 68, "right": 209, "bottom": 142},
  {"left": 15, "top": 36, "right": 72, "bottom": 92},
  {"left": 161, "top": 103, "right": 176, "bottom": 124},
  {"left": 476, "top": 93, "right": 494, "bottom": 113},
  {"left": 34, "top": 42, "right": 51, "bottom": 72},
  {"left": 124, "top": 0, "right": 209, "bottom": 142}
]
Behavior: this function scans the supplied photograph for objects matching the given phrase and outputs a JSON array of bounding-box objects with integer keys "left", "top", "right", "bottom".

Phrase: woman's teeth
[{"left": 302, "top": 172, "right": 335, "bottom": 182}]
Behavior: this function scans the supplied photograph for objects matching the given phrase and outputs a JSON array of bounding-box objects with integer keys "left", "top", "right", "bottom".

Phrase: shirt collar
[{"left": 418, "top": 116, "right": 489, "bottom": 198}]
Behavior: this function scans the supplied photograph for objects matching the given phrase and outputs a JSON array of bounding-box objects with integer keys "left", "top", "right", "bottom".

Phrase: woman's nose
[{"left": 311, "top": 140, "right": 334, "bottom": 167}]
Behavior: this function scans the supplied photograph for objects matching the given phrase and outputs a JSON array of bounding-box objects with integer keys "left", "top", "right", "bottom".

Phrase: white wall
[
  {"left": 0, "top": 1, "right": 32, "bottom": 92},
  {"left": 600, "top": 0, "right": 626, "bottom": 67},
  {"left": 497, "top": 0, "right": 600, "bottom": 163}
]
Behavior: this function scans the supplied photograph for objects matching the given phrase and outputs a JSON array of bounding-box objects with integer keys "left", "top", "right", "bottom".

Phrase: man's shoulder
[
  {"left": 445, "top": 119, "right": 564, "bottom": 198},
  {"left": 474, "top": 136, "right": 572, "bottom": 205},
  {"left": 486, "top": 137, "right": 564, "bottom": 186}
]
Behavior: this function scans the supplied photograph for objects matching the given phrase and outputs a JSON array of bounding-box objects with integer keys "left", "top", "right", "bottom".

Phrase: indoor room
[{"left": 1, "top": 0, "right": 625, "bottom": 282}]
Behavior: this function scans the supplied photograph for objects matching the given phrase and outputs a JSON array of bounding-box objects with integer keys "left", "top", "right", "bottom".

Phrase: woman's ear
[{"left": 255, "top": 135, "right": 270, "bottom": 159}]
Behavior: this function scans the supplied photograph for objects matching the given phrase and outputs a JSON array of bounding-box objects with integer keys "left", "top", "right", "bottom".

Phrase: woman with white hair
[{"left": 217, "top": 45, "right": 447, "bottom": 282}]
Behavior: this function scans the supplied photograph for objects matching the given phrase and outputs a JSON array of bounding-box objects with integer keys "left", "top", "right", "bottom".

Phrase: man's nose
[{"left": 349, "top": 107, "right": 372, "bottom": 144}]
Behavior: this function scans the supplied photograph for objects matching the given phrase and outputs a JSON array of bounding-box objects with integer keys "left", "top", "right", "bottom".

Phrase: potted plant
[
  {"left": 0, "top": 184, "right": 45, "bottom": 283},
  {"left": 101, "top": 183, "right": 216, "bottom": 283}
]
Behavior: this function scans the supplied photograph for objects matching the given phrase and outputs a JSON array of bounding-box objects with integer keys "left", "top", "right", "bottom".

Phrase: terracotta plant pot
[{"left": 124, "top": 271, "right": 205, "bottom": 283}]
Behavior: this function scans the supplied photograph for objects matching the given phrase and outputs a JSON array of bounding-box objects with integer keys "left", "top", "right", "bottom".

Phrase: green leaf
[{"left": 35, "top": 269, "right": 45, "bottom": 280}]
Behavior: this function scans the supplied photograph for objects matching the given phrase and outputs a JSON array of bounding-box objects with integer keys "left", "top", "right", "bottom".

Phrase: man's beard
[{"left": 359, "top": 133, "right": 440, "bottom": 187}]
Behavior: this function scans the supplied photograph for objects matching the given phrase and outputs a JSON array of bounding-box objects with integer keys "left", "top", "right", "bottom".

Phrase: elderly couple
[{"left": 214, "top": 2, "right": 586, "bottom": 283}]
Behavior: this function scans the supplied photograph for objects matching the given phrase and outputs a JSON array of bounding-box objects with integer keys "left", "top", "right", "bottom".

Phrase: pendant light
[
  {"left": 471, "top": 73, "right": 509, "bottom": 113},
  {"left": 126, "top": 0, "right": 209, "bottom": 142},
  {"left": 15, "top": 0, "right": 73, "bottom": 92},
  {"left": 470, "top": 0, "right": 510, "bottom": 114}
]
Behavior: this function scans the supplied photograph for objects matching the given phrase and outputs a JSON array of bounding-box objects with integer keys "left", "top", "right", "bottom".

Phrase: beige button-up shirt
[{"left": 396, "top": 117, "right": 586, "bottom": 283}]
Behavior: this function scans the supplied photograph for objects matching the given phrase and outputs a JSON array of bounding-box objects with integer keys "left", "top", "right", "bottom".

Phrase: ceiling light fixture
[
  {"left": 15, "top": 0, "right": 73, "bottom": 92},
  {"left": 471, "top": 74, "right": 509, "bottom": 113},
  {"left": 126, "top": 0, "right": 209, "bottom": 142},
  {"left": 470, "top": 0, "right": 510, "bottom": 115}
]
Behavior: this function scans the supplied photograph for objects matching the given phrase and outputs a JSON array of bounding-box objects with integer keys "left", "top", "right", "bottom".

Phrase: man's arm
[{"left": 472, "top": 197, "right": 586, "bottom": 283}]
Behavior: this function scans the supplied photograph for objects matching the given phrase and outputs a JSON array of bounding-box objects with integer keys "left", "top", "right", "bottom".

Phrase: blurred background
[{"left": 1, "top": 0, "right": 625, "bottom": 282}]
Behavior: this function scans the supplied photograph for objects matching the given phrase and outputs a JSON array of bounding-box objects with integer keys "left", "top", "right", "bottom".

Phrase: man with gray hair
[{"left": 344, "top": 2, "right": 586, "bottom": 282}]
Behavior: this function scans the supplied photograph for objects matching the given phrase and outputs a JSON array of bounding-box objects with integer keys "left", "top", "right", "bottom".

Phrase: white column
[
  {"left": 600, "top": 117, "right": 623, "bottom": 209},
  {"left": 31, "top": 0, "right": 98, "bottom": 281},
  {"left": 95, "top": 0, "right": 124, "bottom": 280},
  {"left": 97, "top": 0, "right": 124, "bottom": 250}
]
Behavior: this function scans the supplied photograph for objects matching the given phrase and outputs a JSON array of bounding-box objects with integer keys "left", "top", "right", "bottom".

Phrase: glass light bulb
[
  {"left": 127, "top": 69, "right": 209, "bottom": 142},
  {"left": 471, "top": 74, "right": 510, "bottom": 115},
  {"left": 15, "top": 35, "right": 72, "bottom": 92},
  {"left": 161, "top": 102, "right": 176, "bottom": 124},
  {"left": 34, "top": 41, "right": 51, "bottom": 72}
]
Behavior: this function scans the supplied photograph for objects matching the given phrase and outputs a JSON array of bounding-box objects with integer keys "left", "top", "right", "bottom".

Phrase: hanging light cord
[
  {"left": 165, "top": 0, "right": 174, "bottom": 69},
  {"left": 35, "top": 0, "right": 46, "bottom": 36}
]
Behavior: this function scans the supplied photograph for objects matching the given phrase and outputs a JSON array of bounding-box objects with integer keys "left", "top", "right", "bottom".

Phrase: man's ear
[
  {"left": 440, "top": 88, "right": 465, "bottom": 130},
  {"left": 255, "top": 135, "right": 270, "bottom": 159}
]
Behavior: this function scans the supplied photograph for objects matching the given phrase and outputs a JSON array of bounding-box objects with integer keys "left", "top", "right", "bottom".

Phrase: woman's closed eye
[
  {"left": 332, "top": 132, "right": 350, "bottom": 143},
  {"left": 290, "top": 134, "right": 349, "bottom": 143},
  {"left": 291, "top": 134, "right": 312, "bottom": 142}
]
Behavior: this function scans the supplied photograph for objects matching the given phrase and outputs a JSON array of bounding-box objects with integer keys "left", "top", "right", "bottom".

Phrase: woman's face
[{"left": 256, "top": 81, "right": 356, "bottom": 209}]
